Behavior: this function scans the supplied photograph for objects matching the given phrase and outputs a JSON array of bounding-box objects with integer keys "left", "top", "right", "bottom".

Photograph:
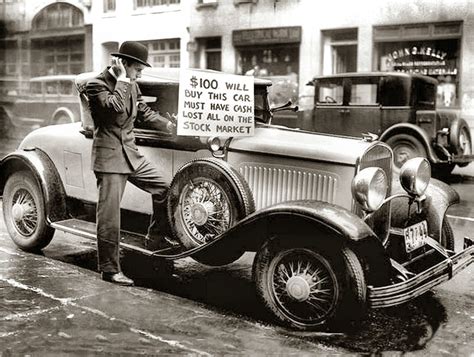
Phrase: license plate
[{"left": 404, "top": 221, "right": 428, "bottom": 253}]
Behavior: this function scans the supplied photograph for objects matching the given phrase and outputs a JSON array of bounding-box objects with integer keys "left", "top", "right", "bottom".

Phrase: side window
[
  {"left": 316, "top": 81, "right": 343, "bottom": 104},
  {"left": 45, "top": 81, "right": 58, "bottom": 95},
  {"left": 350, "top": 83, "right": 378, "bottom": 105},
  {"left": 30, "top": 82, "right": 43, "bottom": 96},
  {"left": 59, "top": 80, "right": 74, "bottom": 96}
]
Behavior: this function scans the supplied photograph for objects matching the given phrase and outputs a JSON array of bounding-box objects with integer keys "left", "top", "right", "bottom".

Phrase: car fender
[
  {"left": 379, "top": 123, "right": 440, "bottom": 162},
  {"left": 0, "top": 149, "right": 67, "bottom": 224},
  {"left": 390, "top": 177, "right": 459, "bottom": 240},
  {"left": 51, "top": 107, "right": 75, "bottom": 124},
  {"left": 169, "top": 200, "right": 392, "bottom": 286}
]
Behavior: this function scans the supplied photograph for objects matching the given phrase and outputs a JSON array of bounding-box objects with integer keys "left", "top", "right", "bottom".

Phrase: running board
[{"left": 50, "top": 218, "right": 181, "bottom": 258}]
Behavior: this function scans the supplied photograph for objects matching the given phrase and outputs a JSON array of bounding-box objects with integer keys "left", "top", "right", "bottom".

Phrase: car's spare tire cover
[
  {"left": 167, "top": 157, "right": 255, "bottom": 250},
  {"left": 449, "top": 118, "right": 472, "bottom": 156}
]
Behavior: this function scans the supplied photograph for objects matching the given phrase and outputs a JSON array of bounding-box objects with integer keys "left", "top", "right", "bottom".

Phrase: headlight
[
  {"left": 351, "top": 167, "right": 388, "bottom": 213},
  {"left": 207, "top": 137, "right": 222, "bottom": 152},
  {"left": 399, "top": 157, "right": 431, "bottom": 196}
]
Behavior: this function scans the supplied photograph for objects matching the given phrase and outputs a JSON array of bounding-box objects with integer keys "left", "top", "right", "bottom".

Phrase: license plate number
[{"left": 404, "top": 221, "right": 428, "bottom": 253}]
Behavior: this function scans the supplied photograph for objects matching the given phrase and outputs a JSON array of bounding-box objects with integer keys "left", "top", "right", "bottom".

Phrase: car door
[
  {"left": 313, "top": 77, "right": 347, "bottom": 134},
  {"left": 345, "top": 76, "right": 382, "bottom": 137}
]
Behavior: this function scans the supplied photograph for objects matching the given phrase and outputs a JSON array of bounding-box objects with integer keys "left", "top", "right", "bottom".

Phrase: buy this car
[
  {"left": 0, "top": 68, "right": 473, "bottom": 331},
  {"left": 274, "top": 72, "right": 473, "bottom": 176}
]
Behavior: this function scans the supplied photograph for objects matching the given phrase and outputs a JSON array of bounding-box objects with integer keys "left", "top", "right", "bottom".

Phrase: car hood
[{"left": 229, "top": 125, "right": 375, "bottom": 166}]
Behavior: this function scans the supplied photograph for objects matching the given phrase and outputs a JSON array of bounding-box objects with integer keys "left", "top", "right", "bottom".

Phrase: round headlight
[
  {"left": 351, "top": 167, "right": 388, "bottom": 213},
  {"left": 399, "top": 157, "right": 431, "bottom": 196},
  {"left": 207, "top": 137, "right": 222, "bottom": 152}
]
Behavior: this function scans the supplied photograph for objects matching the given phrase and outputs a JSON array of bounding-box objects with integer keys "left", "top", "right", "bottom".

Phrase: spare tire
[{"left": 168, "top": 158, "right": 255, "bottom": 265}]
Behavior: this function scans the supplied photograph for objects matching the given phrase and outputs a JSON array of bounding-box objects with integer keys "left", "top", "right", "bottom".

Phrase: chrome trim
[{"left": 368, "top": 244, "right": 474, "bottom": 308}]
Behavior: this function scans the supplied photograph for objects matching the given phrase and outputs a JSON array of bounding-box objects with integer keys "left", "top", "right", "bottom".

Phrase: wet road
[
  {"left": 0, "top": 131, "right": 473, "bottom": 355},
  {"left": 1, "top": 199, "right": 473, "bottom": 355}
]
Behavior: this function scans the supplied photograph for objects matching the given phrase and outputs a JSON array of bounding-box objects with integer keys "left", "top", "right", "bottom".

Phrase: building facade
[
  {"left": 2, "top": 0, "right": 474, "bottom": 123},
  {"left": 189, "top": 0, "right": 474, "bottom": 123}
]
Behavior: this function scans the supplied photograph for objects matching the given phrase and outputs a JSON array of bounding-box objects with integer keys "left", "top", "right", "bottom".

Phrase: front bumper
[{"left": 367, "top": 238, "right": 474, "bottom": 308}]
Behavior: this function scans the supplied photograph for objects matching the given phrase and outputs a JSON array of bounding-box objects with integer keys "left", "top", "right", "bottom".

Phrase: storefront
[
  {"left": 374, "top": 22, "right": 462, "bottom": 108},
  {"left": 29, "top": 2, "right": 91, "bottom": 77},
  {"left": 233, "top": 26, "right": 301, "bottom": 106}
]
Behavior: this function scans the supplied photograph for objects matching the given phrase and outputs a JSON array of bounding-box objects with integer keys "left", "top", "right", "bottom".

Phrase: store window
[
  {"left": 321, "top": 29, "right": 358, "bottom": 75},
  {"left": 374, "top": 22, "right": 462, "bottom": 108},
  {"left": 233, "top": 27, "right": 301, "bottom": 107},
  {"left": 134, "top": 0, "right": 179, "bottom": 8},
  {"left": 31, "top": 37, "right": 84, "bottom": 76},
  {"left": 142, "top": 39, "right": 181, "bottom": 68},
  {"left": 103, "top": 0, "right": 116, "bottom": 12}
]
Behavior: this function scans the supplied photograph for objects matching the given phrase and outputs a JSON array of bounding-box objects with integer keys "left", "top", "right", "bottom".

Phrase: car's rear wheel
[
  {"left": 168, "top": 158, "right": 255, "bottom": 266},
  {"left": 385, "top": 134, "right": 428, "bottom": 173},
  {"left": 253, "top": 238, "right": 366, "bottom": 331},
  {"left": 3, "top": 171, "right": 55, "bottom": 251},
  {"left": 54, "top": 113, "right": 73, "bottom": 125},
  {"left": 440, "top": 216, "right": 455, "bottom": 251}
]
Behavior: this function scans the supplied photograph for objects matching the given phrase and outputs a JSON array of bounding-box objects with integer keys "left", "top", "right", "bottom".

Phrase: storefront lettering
[{"left": 385, "top": 46, "right": 447, "bottom": 64}]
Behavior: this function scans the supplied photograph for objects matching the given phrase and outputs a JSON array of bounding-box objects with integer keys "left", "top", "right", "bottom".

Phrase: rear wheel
[
  {"left": 54, "top": 113, "right": 73, "bottom": 125},
  {"left": 3, "top": 171, "right": 55, "bottom": 251},
  {"left": 253, "top": 238, "right": 366, "bottom": 331},
  {"left": 385, "top": 134, "right": 428, "bottom": 174},
  {"left": 440, "top": 217, "right": 455, "bottom": 251}
]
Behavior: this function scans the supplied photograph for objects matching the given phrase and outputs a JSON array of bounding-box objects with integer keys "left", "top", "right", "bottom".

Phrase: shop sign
[
  {"left": 177, "top": 69, "right": 254, "bottom": 137},
  {"left": 384, "top": 46, "right": 457, "bottom": 76},
  {"left": 233, "top": 26, "right": 301, "bottom": 46}
]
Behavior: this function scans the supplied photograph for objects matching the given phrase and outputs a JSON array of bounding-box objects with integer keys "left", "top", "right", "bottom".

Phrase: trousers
[{"left": 95, "top": 159, "right": 169, "bottom": 273}]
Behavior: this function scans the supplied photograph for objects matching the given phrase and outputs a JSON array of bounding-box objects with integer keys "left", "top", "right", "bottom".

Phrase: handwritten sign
[{"left": 177, "top": 69, "right": 254, "bottom": 137}]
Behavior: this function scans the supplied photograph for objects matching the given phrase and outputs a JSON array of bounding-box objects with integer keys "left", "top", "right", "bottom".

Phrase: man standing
[{"left": 86, "top": 41, "right": 176, "bottom": 286}]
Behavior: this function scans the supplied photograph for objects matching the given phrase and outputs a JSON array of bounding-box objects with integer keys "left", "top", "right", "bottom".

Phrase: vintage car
[
  {"left": 2, "top": 75, "right": 81, "bottom": 129},
  {"left": 0, "top": 68, "right": 473, "bottom": 331},
  {"left": 274, "top": 72, "right": 474, "bottom": 176}
]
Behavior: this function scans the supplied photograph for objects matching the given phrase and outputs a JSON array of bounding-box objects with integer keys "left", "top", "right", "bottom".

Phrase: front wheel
[
  {"left": 168, "top": 158, "right": 255, "bottom": 266},
  {"left": 3, "top": 171, "right": 55, "bottom": 251},
  {"left": 253, "top": 238, "right": 366, "bottom": 330}
]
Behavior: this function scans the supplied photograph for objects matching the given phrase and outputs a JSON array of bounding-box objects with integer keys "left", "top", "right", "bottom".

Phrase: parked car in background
[
  {"left": 1, "top": 68, "right": 472, "bottom": 331},
  {"left": 274, "top": 72, "right": 473, "bottom": 176},
  {"left": 2, "top": 75, "right": 81, "bottom": 130}
]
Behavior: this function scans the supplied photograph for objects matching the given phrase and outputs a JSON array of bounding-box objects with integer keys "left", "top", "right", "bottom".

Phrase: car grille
[
  {"left": 239, "top": 164, "right": 338, "bottom": 210},
  {"left": 355, "top": 143, "right": 393, "bottom": 242}
]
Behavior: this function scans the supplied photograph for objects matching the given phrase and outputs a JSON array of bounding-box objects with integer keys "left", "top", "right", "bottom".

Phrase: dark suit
[{"left": 86, "top": 68, "right": 171, "bottom": 273}]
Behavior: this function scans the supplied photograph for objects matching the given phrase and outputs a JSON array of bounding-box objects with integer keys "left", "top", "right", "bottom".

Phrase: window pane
[
  {"left": 317, "top": 82, "right": 343, "bottom": 104},
  {"left": 351, "top": 84, "right": 378, "bottom": 105}
]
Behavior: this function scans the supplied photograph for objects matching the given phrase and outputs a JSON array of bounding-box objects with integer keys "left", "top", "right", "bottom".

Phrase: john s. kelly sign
[{"left": 178, "top": 69, "right": 254, "bottom": 136}]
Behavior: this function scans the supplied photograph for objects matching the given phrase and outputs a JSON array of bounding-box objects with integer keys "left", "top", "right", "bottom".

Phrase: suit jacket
[{"left": 86, "top": 68, "right": 170, "bottom": 174}]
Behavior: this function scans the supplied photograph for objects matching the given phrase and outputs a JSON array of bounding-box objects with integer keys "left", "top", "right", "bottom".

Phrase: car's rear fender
[
  {"left": 191, "top": 200, "right": 392, "bottom": 286},
  {"left": 0, "top": 149, "right": 67, "bottom": 224},
  {"left": 379, "top": 123, "right": 441, "bottom": 163}
]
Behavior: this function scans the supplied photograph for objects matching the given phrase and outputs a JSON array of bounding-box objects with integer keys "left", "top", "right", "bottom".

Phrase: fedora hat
[{"left": 111, "top": 41, "right": 151, "bottom": 67}]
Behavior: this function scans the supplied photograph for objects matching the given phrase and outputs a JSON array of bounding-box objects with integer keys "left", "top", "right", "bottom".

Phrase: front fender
[
  {"left": 189, "top": 200, "right": 392, "bottom": 286},
  {"left": 380, "top": 123, "right": 440, "bottom": 162},
  {"left": 390, "top": 177, "right": 459, "bottom": 240},
  {"left": 0, "top": 149, "right": 67, "bottom": 223}
]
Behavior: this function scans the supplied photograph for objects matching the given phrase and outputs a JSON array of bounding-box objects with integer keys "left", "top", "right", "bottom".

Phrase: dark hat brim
[{"left": 111, "top": 52, "right": 151, "bottom": 67}]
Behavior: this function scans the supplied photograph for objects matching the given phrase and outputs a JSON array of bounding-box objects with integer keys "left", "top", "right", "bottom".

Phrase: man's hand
[
  {"left": 165, "top": 112, "right": 177, "bottom": 134},
  {"left": 112, "top": 57, "right": 126, "bottom": 79}
]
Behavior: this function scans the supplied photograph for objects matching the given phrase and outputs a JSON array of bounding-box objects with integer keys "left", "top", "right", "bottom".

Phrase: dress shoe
[
  {"left": 101, "top": 272, "right": 134, "bottom": 286},
  {"left": 145, "top": 235, "right": 180, "bottom": 251}
]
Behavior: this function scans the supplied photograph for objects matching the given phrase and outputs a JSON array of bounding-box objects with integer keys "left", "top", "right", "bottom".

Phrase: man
[{"left": 86, "top": 41, "right": 176, "bottom": 286}]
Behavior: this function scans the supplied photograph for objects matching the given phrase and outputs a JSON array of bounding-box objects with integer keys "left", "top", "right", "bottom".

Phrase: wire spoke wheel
[
  {"left": 11, "top": 188, "right": 39, "bottom": 236},
  {"left": 180, "top": 178, "right": 232, "bottom": 245},
  {"left": 270, "top": 249, "right": 338, "bottom": 324}
]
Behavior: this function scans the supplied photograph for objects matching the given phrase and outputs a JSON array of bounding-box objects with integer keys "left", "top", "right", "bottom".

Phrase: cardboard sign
[{"left": 177, "top": 69, "right": 254, "bottom": 137}]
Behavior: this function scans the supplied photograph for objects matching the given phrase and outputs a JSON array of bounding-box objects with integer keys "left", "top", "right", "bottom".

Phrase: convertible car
[{"left": 0, "top": 68, "right": 472, "bottom": 331}]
